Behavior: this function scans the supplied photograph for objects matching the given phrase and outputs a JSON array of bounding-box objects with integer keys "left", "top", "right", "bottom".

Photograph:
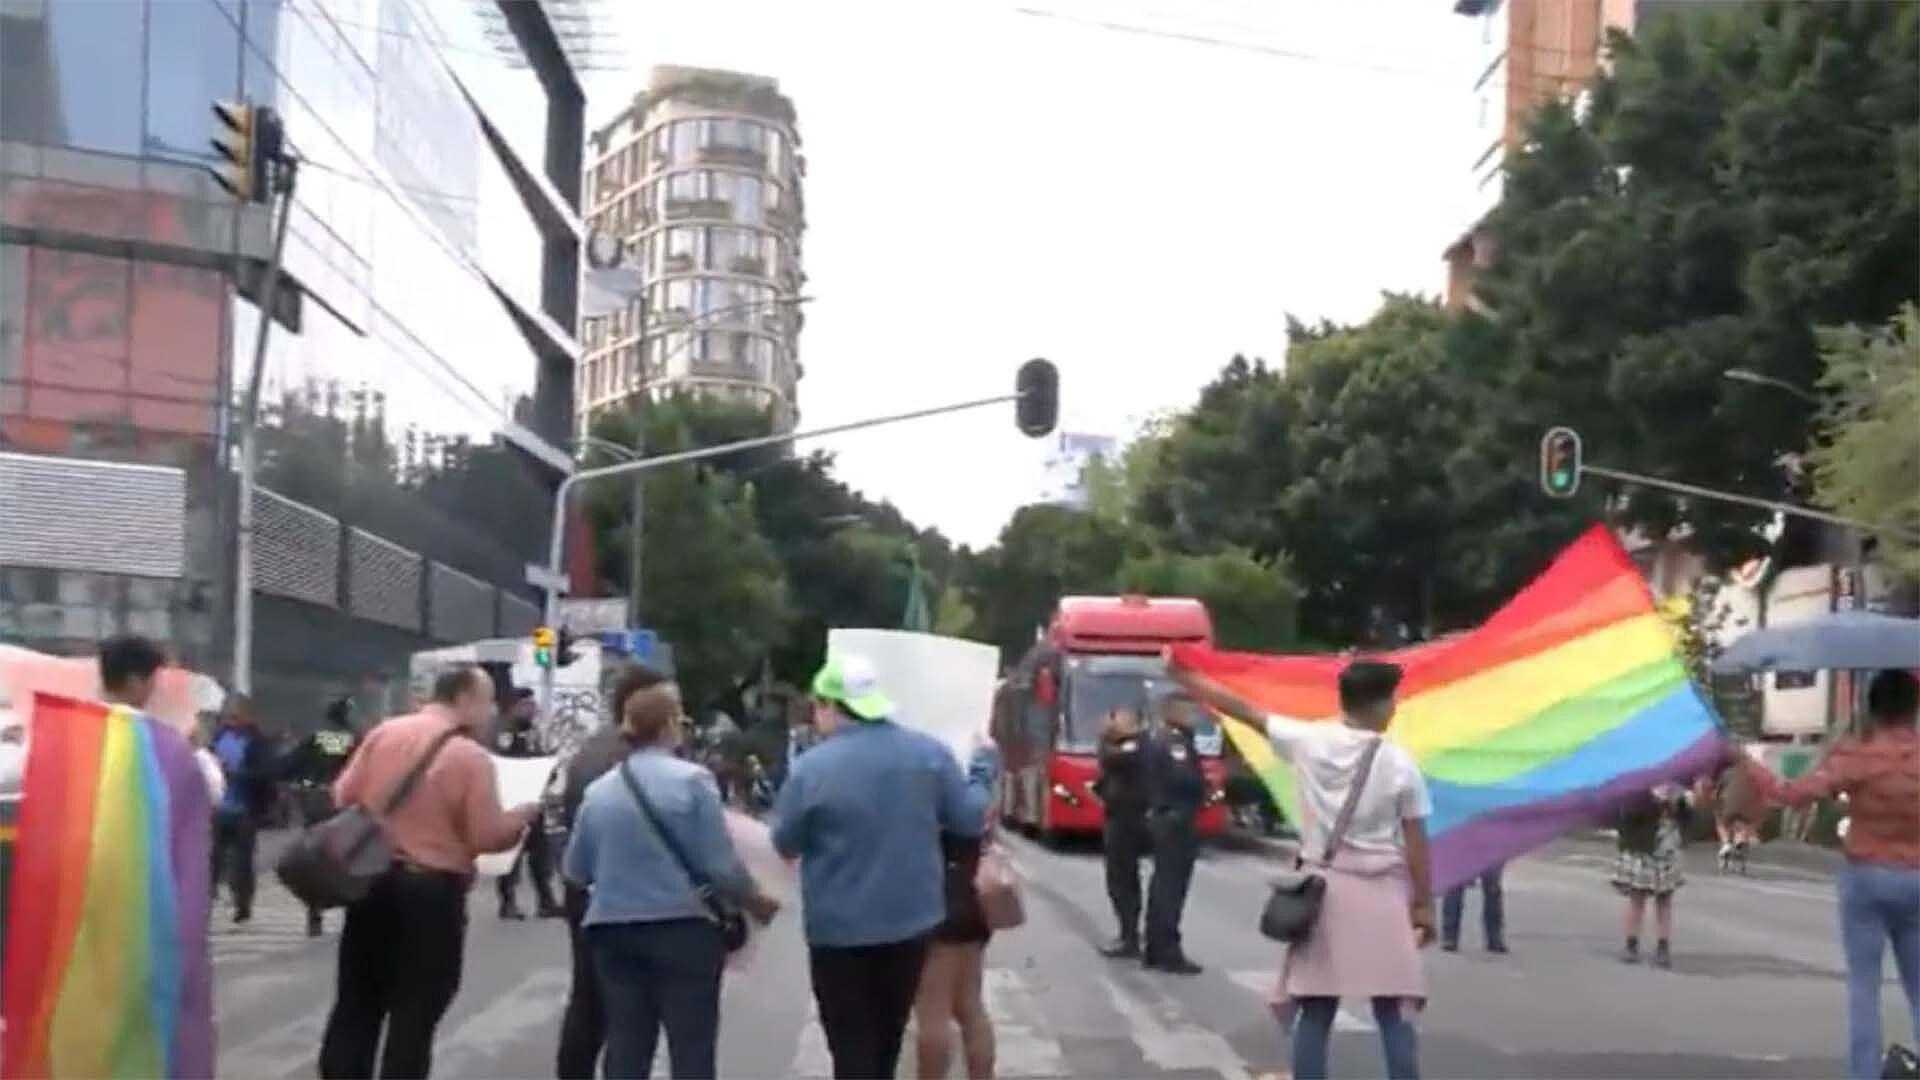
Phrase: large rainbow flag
[
  {"left": 2, "top": 693, "right": 213, "bottom": 1079},
  {"left": 1171, "top": 525, "right": 1725, "bottom": 894}
]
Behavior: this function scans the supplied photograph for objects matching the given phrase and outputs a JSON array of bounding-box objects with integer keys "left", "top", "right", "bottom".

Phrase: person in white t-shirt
[{"left": 1181, "top": 658, "right": 1432, "bottom": 1080}]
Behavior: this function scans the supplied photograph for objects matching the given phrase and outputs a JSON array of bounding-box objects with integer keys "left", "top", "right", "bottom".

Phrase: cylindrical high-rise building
[{"left": 578, "top": 66, "right": 805, "bottom": 435}]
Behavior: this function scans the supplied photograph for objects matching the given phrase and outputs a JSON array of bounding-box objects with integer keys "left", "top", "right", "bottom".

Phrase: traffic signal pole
[
  {"left": 231, "top": 150, "right": 296, "bottom": 696},
  {"left": 535, "top": 389, "right": 1028, "bottom": 718},
  {"left": 1577, "top": 462, "right": 1919, "bottom": 541}
]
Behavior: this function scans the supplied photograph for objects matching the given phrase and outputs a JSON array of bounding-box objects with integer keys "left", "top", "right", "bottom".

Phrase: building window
[
  {"left": 670, "top": 119, "right": 699, "bottom": 163},
  {"left": 733, "top": 176, "right": 764, "bottom": 226},
  {"left": 3, "top": 0, "right": 146, "bottom": 153},
  {"left": 664, "top": 227, "right": 701, "bottom": 270}
]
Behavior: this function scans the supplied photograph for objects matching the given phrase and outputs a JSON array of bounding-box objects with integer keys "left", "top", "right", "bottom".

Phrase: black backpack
[{"left": 275, "top": 727, "right": 460, "bottom": 909}]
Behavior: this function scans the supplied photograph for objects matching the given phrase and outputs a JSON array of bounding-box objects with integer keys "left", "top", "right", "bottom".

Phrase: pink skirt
[{"left": 1271, "top": 849, "right": 1427, "bottom": 1027}]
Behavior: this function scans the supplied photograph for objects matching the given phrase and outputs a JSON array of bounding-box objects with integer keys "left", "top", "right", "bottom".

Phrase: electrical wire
[{"left": 220, "top": 1, "right": 559, "bottom": 437}]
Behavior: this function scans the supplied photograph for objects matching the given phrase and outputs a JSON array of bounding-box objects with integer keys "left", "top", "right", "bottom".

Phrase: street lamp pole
[
  {"left": 1722, "top": 368, "right": 1819, "bottom": 405},
  {"left": 536, "top": 391, "right": 1028, "bottom": 717},
  {"left": 577, "top": 435, "right": 644, "bottom": 624}
]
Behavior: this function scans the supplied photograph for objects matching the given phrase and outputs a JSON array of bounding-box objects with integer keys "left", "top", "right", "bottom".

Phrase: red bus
[{"left": 993, "top": 596, "right": 1229, "bottom": 841}]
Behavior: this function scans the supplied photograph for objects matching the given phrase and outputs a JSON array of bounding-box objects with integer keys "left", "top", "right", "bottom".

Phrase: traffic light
[
  {"left": 1540, "top": 427, "right": 1583, "bottom": 499},
  {"left": 211, "top": 100, "right": 283, "bottom": 203},
  {"left": 533, "top": 626, "right": 556, "bottom": 669},
  {"left": 1016, "top": 358, "right": 1058, "bottom": 438}
]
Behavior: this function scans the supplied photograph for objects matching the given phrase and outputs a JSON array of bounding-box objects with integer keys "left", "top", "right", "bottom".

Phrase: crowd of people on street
[{"left": 3, "top": 631, "right": 1912, "bottom": 1080}]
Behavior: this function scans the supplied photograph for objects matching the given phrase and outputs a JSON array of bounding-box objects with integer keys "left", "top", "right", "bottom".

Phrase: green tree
[
  {"left": 1115, "top": 548, "right": 1300, "bottom": 652},
  {"left": 1479, "top": 2, "right": 1919, "bottom": 564},
  {"left": 1810, "top": 305, "right": 1920, "bottom": 579},
  {"left": 583, "top": 399, "right": 791, "bottom": 710},
  {"left": 962, "top": 505, "right": 1133, "bottom": 664}
]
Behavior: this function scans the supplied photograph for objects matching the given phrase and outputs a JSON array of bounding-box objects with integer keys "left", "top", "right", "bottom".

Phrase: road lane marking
[
  {"left": 1101, "top": 973, "right": 1253, "bottom": 1079},
  {"left": 1227, "top": 971, "right": 1376, "bottom": 1033},
  {"left": 431, "top": 968, "right": 572, "bottom": 1077},
  {"left": 791, "top": 965, "right": 1071, "bottom": 1078}
]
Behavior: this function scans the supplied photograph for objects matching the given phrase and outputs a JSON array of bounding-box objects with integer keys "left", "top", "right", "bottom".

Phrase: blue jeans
[
  {"left": 1291, "top": 996, "right": 1419, "bottom": 1080},
  {"left": 1441, "top": 864, "right": 1506, "bottom": 948},
  {"left": 588, "top": 919, "right": 726, "bottom": 1080},
  {"left": 1838, "top": 862, "right": 1920, "bottom": 1080}
]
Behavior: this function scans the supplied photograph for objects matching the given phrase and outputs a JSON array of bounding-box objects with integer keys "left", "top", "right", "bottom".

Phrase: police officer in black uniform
[
  {"left": 285, "top": 697, "right": 361, "bottom": 936},
  {"left": 1095, "top": 708, "right": 1151, "bottom": 958},
  {"left": 1142, "top": 697, "right": 1207, "bottom": 975},
  {"left": 495, "top": 689, "right": 561, "bottom": 920}
]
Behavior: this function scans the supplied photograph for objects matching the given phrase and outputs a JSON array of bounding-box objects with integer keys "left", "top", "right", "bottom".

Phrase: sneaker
[
  {"left": 1099, "top": 937, "right": 1141, "bottom": 959},
  {"left": 1488, "top": 940, "right": 1510, "bottom": 955},
  {"left": 536, "top": 900, "right": 565, "bottom": 920},
  {"left": 499, "top": 903, "right": 527, "bottom": 921},
  {"left": 233, "top": 909, "right": 252, "bottom": 926},
  {"left": 1621, "top": 939, "right": 1640, "bottom": 964},
  {"left": 1440, "top": 940, "right": 1460, "bottom": 953}
]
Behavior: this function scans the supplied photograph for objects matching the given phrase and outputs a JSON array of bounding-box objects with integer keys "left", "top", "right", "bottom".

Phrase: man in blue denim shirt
[{"left": 772, "top": 653, "right": 999, "bottom": 1080}]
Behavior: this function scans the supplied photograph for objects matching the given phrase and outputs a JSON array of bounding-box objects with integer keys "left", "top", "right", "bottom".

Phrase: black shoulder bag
[
  {"left": 276, "top": 726, "right": 462, "bottom": 910},
  {"left": 1259, "top": 736, "right": 1383, "bottom": 944},
  {"left": 617, "top": 760, "right": 749, "bottom": 953}
]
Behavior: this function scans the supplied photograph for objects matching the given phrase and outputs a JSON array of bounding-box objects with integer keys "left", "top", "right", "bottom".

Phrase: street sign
[
  {"left": 560, "top": 597, "right": 628, "bottom": 634},
  {"left": 525, "top": 563, "right": 569, "bottom": 594},
  {"left": 598, "top": 628, "right": 659, "bottom": 661}
]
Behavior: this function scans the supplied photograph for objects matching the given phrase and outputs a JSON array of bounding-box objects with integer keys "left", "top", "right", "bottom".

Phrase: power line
[{"left": 1012, "top": 4, "right": 1629, "bottom": 86}]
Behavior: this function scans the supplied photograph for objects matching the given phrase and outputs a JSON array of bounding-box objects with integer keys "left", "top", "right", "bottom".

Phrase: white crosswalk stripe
[
  {"left": 1100, "top": 973, "right": 1254, "bottom": 1079},
  {"left": 1227, "top": 970, "right": 1376, "bottom": 1033}
]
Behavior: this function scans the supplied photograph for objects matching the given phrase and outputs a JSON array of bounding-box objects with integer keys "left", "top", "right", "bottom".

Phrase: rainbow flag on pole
[
  {"left": 2, "top": 693, "right": 213, "bottom": 1079},
  {"left": 1173, "top": 525, "right": 1725, "bottom": 894}
]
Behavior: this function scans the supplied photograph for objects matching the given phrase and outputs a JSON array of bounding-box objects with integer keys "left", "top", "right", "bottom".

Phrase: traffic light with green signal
[
  {"left": 1540, "top": 427, "right": 1583, "bottom": 499},
  {"left": 533, "top": 626, "right": 556, "bottom": 669}
]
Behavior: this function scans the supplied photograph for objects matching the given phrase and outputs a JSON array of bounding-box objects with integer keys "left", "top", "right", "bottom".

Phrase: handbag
[
  {"left": 1885, "top": 1045, "right": 1920, "bottom": 1079},
  {"left": 1259, "top": 737, "right": 1383, "bottom": 944},
  {"left": 618, "top": 760, "right": 750, "bottom": 953},
  {"left": 275, "top": 726, "right": 461, "bottom": 910},
  {"left": 974, "top": 839, "right": 1026, "bottom": 930}
]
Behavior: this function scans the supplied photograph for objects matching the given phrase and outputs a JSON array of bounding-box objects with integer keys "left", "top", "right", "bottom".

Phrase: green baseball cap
[{"left": 811, "top": 653, "right": 895, "bottom": 722}]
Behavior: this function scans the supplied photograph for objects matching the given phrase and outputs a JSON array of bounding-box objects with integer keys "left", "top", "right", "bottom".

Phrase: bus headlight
[
  {"left": 1206, "top": 788, "right": 1227, "bottom": 806},
  {"left": 1050, "top": 782, "right": 1080, "bottom": 806}
]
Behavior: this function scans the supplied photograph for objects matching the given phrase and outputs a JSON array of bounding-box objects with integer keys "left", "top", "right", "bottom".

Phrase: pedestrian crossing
[{"left": 209, "top": 880, "right": 324, "bottom": 964}]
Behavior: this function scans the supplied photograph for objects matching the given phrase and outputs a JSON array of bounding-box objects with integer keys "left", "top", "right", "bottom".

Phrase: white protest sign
[
  {"left": 826, "top": 629, "right": 999, "bottom": 763},
  {"left": 475, "top": 754, "right": 559, "bottom": 878}
]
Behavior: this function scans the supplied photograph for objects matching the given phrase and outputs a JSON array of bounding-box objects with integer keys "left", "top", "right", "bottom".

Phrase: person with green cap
[{"left": 772, "top": 652, "right": 1000, "bottom": 1080}]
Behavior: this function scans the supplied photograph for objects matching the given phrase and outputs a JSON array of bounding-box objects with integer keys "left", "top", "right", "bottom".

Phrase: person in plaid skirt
[{"left": 1613, "top": 785, "right": 1693, "bottom": 968}]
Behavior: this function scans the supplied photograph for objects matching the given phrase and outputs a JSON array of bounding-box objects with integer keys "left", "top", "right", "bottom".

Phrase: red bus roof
[{"left": 1050, "top": 595, "right": 1213, "bottom": 654}]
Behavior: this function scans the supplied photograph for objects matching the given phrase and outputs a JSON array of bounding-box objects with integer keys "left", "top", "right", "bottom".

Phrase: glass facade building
[
  {"left": 0, "top": 0, "right": 588, "bottom": 719},
  {"left": 579, "top": 66, "right": 805, "bottom": 435}
]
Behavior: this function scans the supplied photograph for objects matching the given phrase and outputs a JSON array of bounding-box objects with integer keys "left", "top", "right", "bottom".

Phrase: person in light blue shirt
[
  {"left": 771, "top": 652, "right": 999, "bottom": 1080},
  {"left": 563, "top": 680, "right": 780, "bottom": 1080}
]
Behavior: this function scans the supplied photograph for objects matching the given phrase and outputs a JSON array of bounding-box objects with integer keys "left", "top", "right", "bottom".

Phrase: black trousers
[
  {"left": 1104, "top": 809, "right": 1150, "bottom": 939},
  {"left": 319, "top": 866, "right": 468, "bottom": 1080},
  {"left": 808, "top": 937, "right": 930, "bottom": 1080},
  {"left": 497, "top": 827, "right": 557, "bottom": 911},
  {"left": 1144, "top": 809, "right": 1199, "bottom": 962},
  {"left": 556, "top": 885, "right": 607, "bottom": 1080},
  {"left": 210, "top": 812, "right": 257, "bottom": 917}
]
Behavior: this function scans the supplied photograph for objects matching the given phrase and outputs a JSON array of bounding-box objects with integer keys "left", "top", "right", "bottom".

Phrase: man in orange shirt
[
  {"left": 318, "top": 665, "right": 539, "bottom": 1080},
  {"left": 1744, "top": 668, "right": 1920, "bottom": 1080}
]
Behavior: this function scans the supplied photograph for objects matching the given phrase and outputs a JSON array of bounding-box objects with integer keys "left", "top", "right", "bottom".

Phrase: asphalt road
[{"left": 211, "top": 832, "right": 1906, "bottom": 1078}]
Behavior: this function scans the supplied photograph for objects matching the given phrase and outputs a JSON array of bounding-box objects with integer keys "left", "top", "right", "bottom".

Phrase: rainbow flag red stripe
[
  {"left": 1173, "top": 526, "right": 1724, "bottom": 893},
  {"left": 2, "top": 693, "right": 213, "bottom": 1079}
]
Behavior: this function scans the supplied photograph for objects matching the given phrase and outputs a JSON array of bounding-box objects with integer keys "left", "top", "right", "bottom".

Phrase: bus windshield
[{"left": 1061, "top": 654, "right": 1221, "bottom": 756}]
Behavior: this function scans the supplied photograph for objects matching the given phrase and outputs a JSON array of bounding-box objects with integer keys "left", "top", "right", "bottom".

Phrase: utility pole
[
  {"left": 536, "top": 359, "right": 1061, "bottom": 719},
  {"left": 628, "top": 292, "right": 648, "bottom": 628},
  {"left": 214, "top": 101, "right": 295, "bottom": 696}
]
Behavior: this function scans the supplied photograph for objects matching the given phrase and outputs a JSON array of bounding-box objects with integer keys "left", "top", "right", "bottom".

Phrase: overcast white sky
[{"left": 584, "top": 0, "right": 1500, "bottom": 549}]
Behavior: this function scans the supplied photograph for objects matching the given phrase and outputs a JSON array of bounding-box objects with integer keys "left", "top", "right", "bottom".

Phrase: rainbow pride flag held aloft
[
  {"left": 2, "top": 694, "right": 213, "bottom": 1079},
  {"left": 1173, "top": 525, "right": 1725, "bottom": 895}
]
